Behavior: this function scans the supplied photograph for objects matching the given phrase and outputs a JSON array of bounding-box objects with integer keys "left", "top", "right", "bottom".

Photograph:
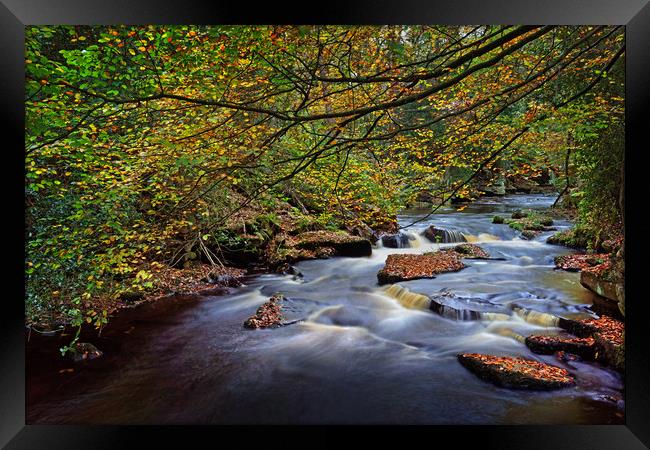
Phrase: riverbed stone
[
  {"left": 594, "top": 330, "right": 625, "bottom": 372},
  {"left": 293, "top": 231, "right": 372, "bottom": 257},
  {"left": 554, "top": 253, "right": 608, "bottom": 272},
  {"left": 381, "top": 232, "right": 411, "bottom": 248},
  {"left": 377, "top": 251, "right": 465, "bottom": 284},
  {"left": 557, "top": 314, "right": 624, "bottom": 372},
  {"left": 457, "top": 353, "right": 575, "bottom": 390},
  {"left": 452, "top": 243, "right": 491, "bottom": 259},
  {"left": 525, "top": 335, "right": 596, "bottom": 359},
  {"left": 244, "top": 294, "right": 285, "bottom": 329},
  {"left": 580, "top": 271, "right": 623, "bottom": 303}
]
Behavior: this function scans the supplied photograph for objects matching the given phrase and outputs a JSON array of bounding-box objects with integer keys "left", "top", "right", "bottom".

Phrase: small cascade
[
  {"left": 429, "top": 298, "right": 511, "bottom": 322},
  {"left": 423, "top": 226, "right": 467, "bottom": 244},
  {"left": 492, "top": 327, "right": 527, "bottom": 344},
  {"left": 407, "top": 232, "right": 424, "bottom": 248},
  {"left": 513, "top": 307, "right": 560, "bottom": 327},
  {"left": 463, "top": 233, "right": 500, "bottom": 243},
  {"left": 443, "top": 229, "right": 467, "bottom": 243},
  {"left": 383, "top": 285, "right": 431, "bottom": 310},
  {"left": 479, "top": 312, "right": 512, "bottom": 322}
]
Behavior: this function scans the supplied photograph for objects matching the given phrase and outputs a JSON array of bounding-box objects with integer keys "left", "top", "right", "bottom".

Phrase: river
[{"left": 26, "top": 194, "right": 624, "bottom": 424}]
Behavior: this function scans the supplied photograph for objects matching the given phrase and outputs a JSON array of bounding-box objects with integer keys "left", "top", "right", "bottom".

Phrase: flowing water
[{"left": 27, "top": 194, "right": 624, "bottom": 424}]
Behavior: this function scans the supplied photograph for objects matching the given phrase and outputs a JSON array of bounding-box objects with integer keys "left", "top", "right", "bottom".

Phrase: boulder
[
  {"left": 277, "top": 263, "right": 303, "bottom": 279},
  {"left": 377, "top": 251, "right": 465, "bottom": 285},
  {"left": 557, "top": 314, "right": 624, "bottom": 371},
  {"left": 594, "top": 330, "right": 625, "bottom": 372},
  {"left": 294, "top": 231, "right": 372, "bottom": 257},
  {"left": 457, "top": 353, "right": 575, "bottom": 390},
  {"left": 521, "top": 230, "right": 539, "bottom": 240},
  {"left": 349, "top": 222, "right": 378, "bottom": 244},
  {"left": 580, "top": 271, "right": 623, "bottom": 304},
  {"left": 558, "top": 314, "right": 623, "bottom": 338},
  {"left": 423, "top": 226, "right": 467, "bottom": 243},
  {"left": 381, "top": 232, "right": 411, "bottom": 248},
  {"left": 525, "top": 335, "right": 596, "bottom": 359}
]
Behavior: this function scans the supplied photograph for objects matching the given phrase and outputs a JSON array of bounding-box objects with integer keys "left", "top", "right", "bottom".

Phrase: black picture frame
[{"left": 4, "top": 1, "right": 650, "bottom": 448}]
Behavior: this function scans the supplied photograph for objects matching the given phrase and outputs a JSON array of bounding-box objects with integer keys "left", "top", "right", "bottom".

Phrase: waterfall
[
  {"left": 479, "top": 312, "right": 512, "bottom": 322},
  {"left": 384, "top": 285, "right": 512, "bottom": 322},
  {"left": 384, "top": 285, "right": 431, "bottom": 310},
  {"left": 463, "top": 233, "right": 500, "bottom": 243},
  {"left": 443, "top": 230, "right": 467, "bottom": 243},
  {"left": 423, "top": 226, "right": 467, "bottom": 244},
  {"left": 513, "top": 307, "right": 560, "bottom": 327}
]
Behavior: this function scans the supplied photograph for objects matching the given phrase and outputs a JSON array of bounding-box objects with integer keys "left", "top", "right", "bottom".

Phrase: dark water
[{"left": 27, "top": 194, "right": 624, "bottom": 424}]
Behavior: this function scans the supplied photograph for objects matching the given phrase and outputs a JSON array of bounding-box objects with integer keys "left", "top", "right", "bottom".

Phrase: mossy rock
[
  {"left": 492, "top": 215, "right": 505, "bottom": 224},
  {"left": 511, "top": 210, "right": 529, "bottom": 219}
]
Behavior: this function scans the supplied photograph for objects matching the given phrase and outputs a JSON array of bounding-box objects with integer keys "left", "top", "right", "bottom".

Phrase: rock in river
[
  {"left": 558, "top": 314, "right": 624, "bottom": 372},
  {"left": 244, "top": 294, "right": 285, "bottom": 329},
  {"left": 457, "top": 353, "right": 575, "bottom": 390},
  {"left": 525, "top": 335, "right": 596, "bottom": 360},
  {"left": 377, "top": 251, "right": 465, "bottom": 285},
  {"left": 381, "top": 232, "right": 412, "bottom": 248},
  {"left": 423, "top": 226, "right": 467, "bottom": 243}
]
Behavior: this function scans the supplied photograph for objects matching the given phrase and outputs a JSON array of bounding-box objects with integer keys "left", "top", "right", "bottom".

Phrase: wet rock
[
  {"left": 594, "top": 330, "right": 624, "bottom": 372},
  {"left": 546, "top": 228, "right": 590, "bottom": 250},
  {"left": 492, "top": 215, "right": 505, "bottom": 224},
  {"left": 511, "top": 210, "right": 529, "bottom": 219},
  {"left": 521, "top": 230, "right": 540, "bottom": 240},
  {"left": 453, "top": 243, "right": 490, "bottom": 259},
  {"left": 580, "top": 271, "right": 623, "bottom": 304},
  {"left": 450, "top": 196, "right": 472, "bottom": 204},
  {"left": 69, "top": 342, "right": 103, "bottom": 362},
  {"left": 506, "top": 176, "right": 538, "bottom": 194},
  {"left": 294, "top": 231, "right": 372, "bottom": 257},
  {"left": 277, "top": 263, "right": 303, "bottom": 279},
  {"left": 557, "top": 314, "right": 624, "bottom": 371},
  {"left": 423, "top": 226, "right": 466, "bottom": 243},
  {"left": 457, "top": 353, "right": 575, "bottom": 390},
  {"left": 203, "top": 272, "right": 242, "bottom": 287},
  {"left": 554, "top": 253, "right": 608, "bottom": 272},
  {"left": 244, "top": 294, "right": 285, "bottom": 329},
  {"left": 349, "top": 222, "right": 378, "bottom": 244},
  {"left": 381, "top": 232, "right": 411, "bottom": 248},
  {"left": 525, "top": 335, "right": 596, "bottom": 360},
  {"left": 377, "top": 251, "right": 465, "bottom": 285}
]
